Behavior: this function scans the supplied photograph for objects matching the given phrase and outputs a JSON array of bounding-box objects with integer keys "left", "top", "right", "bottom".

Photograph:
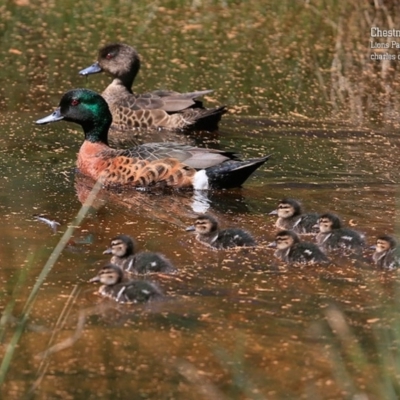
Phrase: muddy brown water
[
  {"left": 2, "top": 113, "right": 400, "bottom": 399},
  {"left": 1, "top": 1, "right": 400, "bottom": 399}
]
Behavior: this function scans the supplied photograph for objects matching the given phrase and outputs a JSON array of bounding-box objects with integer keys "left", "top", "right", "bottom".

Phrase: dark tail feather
[
  {"left": 189, "top": 106, "right": 228, "bottom": 131},
  {"left": 178, "top": 90, "right": 214, "bottom": 109},
  {"left": 205, "top": 155, "right": 271, "bottom": 189}
]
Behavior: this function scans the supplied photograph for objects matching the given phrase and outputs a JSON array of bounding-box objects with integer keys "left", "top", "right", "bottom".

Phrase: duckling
[
  {"left": 270, "top": 230, "right": 330, "bottom": 264},
  {"left": 36, "top": 89, "right": 270, "bottom": 190},
  {"left": 315, "top": 213, "right": 365, "bottom": 251},
  {"left": 269, "top": 198, "right": 319, "bottom": 233},
  {"left": 104, "top": 234, "right": 176, "bottom": 274},
  {"left": 79, "top": 43, "right": 226, "bottom": 131},
  {"left": 372, "top": 235, "right": 400, "bottom": 270},
  {"left": 89, "top": 264, "right": 163, "bottom": 303},
  {"left": 186, "top": 214, "right": 256, "bottom": 249}
]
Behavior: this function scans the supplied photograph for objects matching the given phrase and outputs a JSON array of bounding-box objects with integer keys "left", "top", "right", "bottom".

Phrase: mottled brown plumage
[
  {"left": 74, "top": 140, "right": 196, "bottom": 187},
  {"left": 79, "top": 43, "right": 226, "bottom": 131},
  {"left": 36, "top": 89, "right": 270, "bottom": 190}
]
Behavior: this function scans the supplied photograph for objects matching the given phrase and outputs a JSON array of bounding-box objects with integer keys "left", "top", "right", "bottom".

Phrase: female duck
[
  {"left": 104, "top": 234, "right": 176, "bottom": 274},
  {"left": 89, "top": 264, "right": 163, "bottom": 303},
  {"left": 269, "top": 198, "right": 319, "bottom": 234},
  {"left": 79, "top": 43, "right": 226, "bottom": 131},
  {"left": 315, "top": 213, "right": 365, "bottom": 252},
  {"left": 269, "top": 230, "right": 329, "bottom": 264},
  {"left": 371, "top": 234, "right": 399, "bottom": 270},
  {"left": 186, "top": 214, "right": 256, "bottom": 249},
  {"left": 36, "top": 89, "right": 270, "bottom": 190}
]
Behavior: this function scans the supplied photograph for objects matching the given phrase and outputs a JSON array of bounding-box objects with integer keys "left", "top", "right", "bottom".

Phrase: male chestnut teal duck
[
  {"left": 89, "top": 264, "right": 163, "bottom": 303},
  {"left": 104, "top": 234, "right": 176, "bottom": 274},
  {"left": 79, "top": 43, "right": 226, "bottom": 131},
  {"left": 269, "top": 198, "right": 319, "bottom": 234},
  {"left": 269, "top": 230, "right": 329, "bottom": 264},
  {"left": 36, "top": 89, "right": 270, "bottom": 190},
  {"left": 371, "top": 234, "right": 399, "bottom": 270},
  {"left": 186, "top": 214, "right": 256, "bottom": 249},
  {"left": 315, "top": 213, "right": 365, "bottom": 252}
]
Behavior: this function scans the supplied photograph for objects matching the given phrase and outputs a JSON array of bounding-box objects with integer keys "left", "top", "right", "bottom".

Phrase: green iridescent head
[{"left": 36, "top": 88, "right": 112, "bottom": 144}]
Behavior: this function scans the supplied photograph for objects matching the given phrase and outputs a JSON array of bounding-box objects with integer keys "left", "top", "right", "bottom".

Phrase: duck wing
[
  {"left": 123, "top": 90, "right": 214, "bottom": 112},
  {"left": 121, "top": 142, "right": 240, "bottom": 169},
  {"left": 110, "top": 103, "right": 226, "bottom": 131}
]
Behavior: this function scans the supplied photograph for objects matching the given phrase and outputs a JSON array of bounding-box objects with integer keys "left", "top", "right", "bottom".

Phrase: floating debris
[{"left": 33, "top": 214, "right": 60, "bottom": 233}]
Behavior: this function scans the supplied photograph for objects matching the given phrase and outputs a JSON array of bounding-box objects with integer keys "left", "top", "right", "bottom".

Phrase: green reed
[{"left": 0, "top": 180, "right": 103, "bottom": 387}]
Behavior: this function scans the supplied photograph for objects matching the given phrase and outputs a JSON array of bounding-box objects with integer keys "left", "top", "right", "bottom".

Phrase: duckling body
[
  {"left": 105, "top": 234, "right": 176, "bottom": 274},
  {"left": 271, "top": 230, "right": 329, "bottom": 264},
  {"left": 79, "top": 43, "right": 226, "bottom": 131},
  {"left": 89, "top": 264, "right": 163, "bottom": 303},
  {"left": 269, "top": 198, "right": 319, "bottom": 234},
  {"left": 186, "top": 214, "right": 256, "bottom": 249},
  {"left": 372, "top": 235, "right": 400, "bottom": 270},
  {"left": 316, "top": 213, "right": 365, "bottom": 251},
  {"left": 36, "top": 89, "right": 270, "bottom": 190}
]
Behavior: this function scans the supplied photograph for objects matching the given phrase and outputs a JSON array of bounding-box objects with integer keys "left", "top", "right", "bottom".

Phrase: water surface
[{"left": 1, "top": 1, "right": 400, "bottom": 399}]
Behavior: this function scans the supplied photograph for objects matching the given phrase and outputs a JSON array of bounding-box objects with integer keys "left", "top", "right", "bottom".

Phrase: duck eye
[
  {"left": 71, "top": 99, "right": 80, "bottom": 106},
  {"left": 106, "top": 53, "right": 113, "bottom": 60}
]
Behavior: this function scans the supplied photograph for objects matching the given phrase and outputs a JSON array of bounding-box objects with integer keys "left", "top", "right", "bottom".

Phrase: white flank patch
[
  {"left": 388, "top": 261, "right": 397, "bottom": 270},
  {"left": 342, "top": 236, "right": 353, "bottom": 241},
  {"left": 193, "top": 170, "right": 209, "bottom": 190},
  {"left": 116, "top": 287, "right": 126, "bottom": 301},
  {"left": 304, "top": 249, "right": 312, "bottom": 255},
  {"left": 210, "top": 234, "right": 219, "bottom": 244},
  {"left": 377, "top": 252, "right": 386, "bottom": 260},
  {"left": 127, "top": 259, "right": 134, "bottom": 271},
  {"left": 293, "top": 218, "right": 301, "bottom": 228},
  {"left": 151, "top": 262, "right": 157, "bottom": 267},
  {"left": 321, "top": 233, "right": 332, "bottom": 244}
]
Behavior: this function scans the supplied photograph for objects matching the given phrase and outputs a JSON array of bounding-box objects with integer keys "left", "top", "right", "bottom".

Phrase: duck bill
[
  {"left": 267, "top": 241, "right": 277, "bottom": 248},
  {"left": 370, "top": 245, "right": 377, "bottom": 250},
  {"left": 36, "top": 108, "right": 64, "bottom": 125},
  {"left": 89, "top": 276, "right": 100, "bottom": 283},
  {"left": 268, "top": 209, "right": 278, "bottom": 215},
  {"left": 185, "top": 226, "right": 196, "bottom": 232},
  {"left": 103, "top": 248, "right": 112, "bottom": 254},
  {"left": 79, "top": 62, "right": 102, "bottom": 76}
]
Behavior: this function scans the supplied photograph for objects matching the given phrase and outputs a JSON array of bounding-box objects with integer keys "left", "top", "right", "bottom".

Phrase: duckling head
[
  {"left": 104, "top": 234, "right": 135, "bottom": 258},
  {"left": 186, "top": 214, "right": 219, "bottom": 235},
  {"left": 270, "top": 198, "right": 302, "bottom": 219},
  {"left": 318, "top": 213, "right": 342, "bottom": 233},
  {"left": 274, "top": 230, "right": 300, "bottom": 250},
  {"left": 375, "top": 235, "right": 397, "bottom": 253},
  {"left": 89, "top": 264, "right": 123, "bottom": 286}
]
